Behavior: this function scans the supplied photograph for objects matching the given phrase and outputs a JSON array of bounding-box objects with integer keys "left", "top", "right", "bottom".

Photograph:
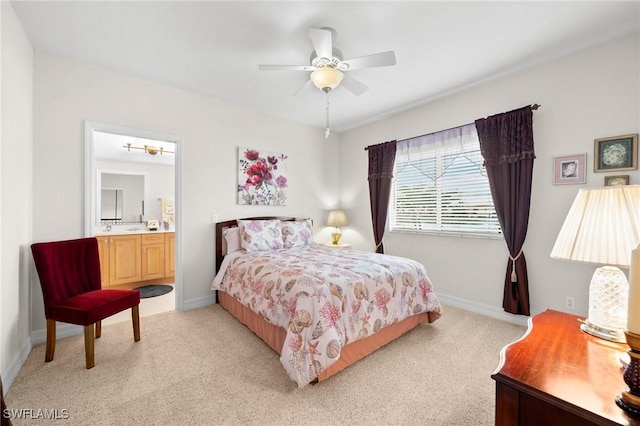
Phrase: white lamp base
[
  {"left": 580, "top": 320, "right": 626, "bottom": 343},
  {"left": 583, "top": 265, "right": 628, "bottom": 343}
]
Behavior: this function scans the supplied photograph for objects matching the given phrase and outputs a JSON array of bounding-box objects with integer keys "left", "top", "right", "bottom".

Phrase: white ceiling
[{"left": 11, "top": 1, "right": 640, "bottom": 134}]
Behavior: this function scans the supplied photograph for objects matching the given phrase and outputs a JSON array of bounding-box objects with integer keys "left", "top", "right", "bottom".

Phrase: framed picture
[
  {"left": 237, "top": 147, "right": 288, "bottom": 205},
  {"left": 553, "top": 153, "right": 586, "bottom": 185},
  {"left": 594, "top": 134, "right": 638, "bottom": 172},
  {"left": 604, "top": 175, "right": 630, "bottom": 187}
]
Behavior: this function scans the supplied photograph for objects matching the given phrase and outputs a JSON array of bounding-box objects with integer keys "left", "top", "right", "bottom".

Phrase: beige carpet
[{"left": 6, "top": 304, "right": 526, "bottom": 425}]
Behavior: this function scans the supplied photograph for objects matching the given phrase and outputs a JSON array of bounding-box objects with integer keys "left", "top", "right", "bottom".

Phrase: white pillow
[
  {"left": 223, "top": 227, "right": 242, "bottom": 254},
  {"left": 282, "top": 219, "right": 314, "bottom": 249},
  {"left": 237, "top": 219, "right": 284, "bottom": 252}
]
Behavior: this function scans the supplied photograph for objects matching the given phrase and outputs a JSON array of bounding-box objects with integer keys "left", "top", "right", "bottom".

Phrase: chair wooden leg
[
  {"left": 84, "top": 325, "right": 95, "bottom": 369},
  {"left": 95, "top": 320, "right": 102, "bottom": 338},
  {"left": 132, "top": 304, "right": 141, "bottom": 342},
  {"left": 45, "top": 319, "right": 56, "bottom": 362}
]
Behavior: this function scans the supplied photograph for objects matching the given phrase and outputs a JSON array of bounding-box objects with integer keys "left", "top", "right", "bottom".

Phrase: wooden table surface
[{"left": 493, "top": 309, "right": 640, "bottom": 425}]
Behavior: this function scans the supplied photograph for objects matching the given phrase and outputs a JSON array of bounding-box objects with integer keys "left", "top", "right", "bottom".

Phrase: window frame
[{"left": 388, "top": 124, "right": 502, "bottom": 239}]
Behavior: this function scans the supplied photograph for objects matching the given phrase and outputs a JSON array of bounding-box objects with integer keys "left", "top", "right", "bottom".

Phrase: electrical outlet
[
  {"left": 565, "top": 296, "right": 576, "bottom": 310},
  {"left": 211, "top": 213, "right": 219, "bottom": 224}
]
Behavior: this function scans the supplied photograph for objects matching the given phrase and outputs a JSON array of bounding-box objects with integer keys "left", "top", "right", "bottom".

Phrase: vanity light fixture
[{"left": 123, "top": 142, "right": 174, "bottom": 156}]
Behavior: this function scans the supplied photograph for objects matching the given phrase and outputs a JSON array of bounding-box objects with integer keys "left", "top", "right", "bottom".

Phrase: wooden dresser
[{"left": 492, "top": 309, "right": 640, "bottom": 425}]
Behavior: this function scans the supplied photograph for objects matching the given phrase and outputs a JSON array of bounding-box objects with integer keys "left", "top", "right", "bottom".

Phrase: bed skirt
[{"left": 218, "top": 290, "right": 437, "bottom": 382}]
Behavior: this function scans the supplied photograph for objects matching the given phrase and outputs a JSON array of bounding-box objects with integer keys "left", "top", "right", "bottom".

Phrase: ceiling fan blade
[
  {"left": 340, "top": 51, "right": 396, "bottom": 70},
  {"left": 258, "top": 64, "right": 314, "bottom": 71},
  {"left": 292, "top": 79, "right": 312, "bottom": 97},
  {"left": 308, "top": 28, "right": 333, "bottom": 60},
  {"left": 341, "top": 74, "right": 368, "bottom": 96}
]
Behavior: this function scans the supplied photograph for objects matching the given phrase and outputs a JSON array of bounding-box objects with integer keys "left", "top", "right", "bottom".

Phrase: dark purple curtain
[
  {"left": 475, "top": 106, "right": 535, "bottom": 316},
  {"left": 367, "top": 141, "right": 397, "bottom": 254}
]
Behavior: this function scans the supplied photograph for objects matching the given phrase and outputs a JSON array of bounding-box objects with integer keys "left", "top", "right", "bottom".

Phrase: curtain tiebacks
[{"left": 509, "top": 249, "right": 524, "bottom": 282}]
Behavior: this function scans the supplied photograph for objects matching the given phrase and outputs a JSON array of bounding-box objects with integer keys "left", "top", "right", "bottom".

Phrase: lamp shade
[
  {"left": 550, "top": 186, "right": 640, "bottom": 267},
  {"left": 326, "top": 210, "right": 348, "bottom": 227},
  {"left": 310, "top": 67, "right": 344, "bottom": 91}
]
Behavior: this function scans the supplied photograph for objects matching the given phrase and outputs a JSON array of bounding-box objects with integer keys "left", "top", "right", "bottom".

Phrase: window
[{"left": 389, "top": 123, "right": 501, "bottom": 237}]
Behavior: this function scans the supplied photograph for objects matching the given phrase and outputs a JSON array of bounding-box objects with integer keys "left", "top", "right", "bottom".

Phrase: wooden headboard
[{"left": 215, "top": 216, "right": 300, "bottom": 273}]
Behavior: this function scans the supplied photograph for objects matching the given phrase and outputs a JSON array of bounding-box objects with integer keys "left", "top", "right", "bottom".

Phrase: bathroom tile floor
[{"left": 103, "top": 287, "right": 175, "bottom": 326}]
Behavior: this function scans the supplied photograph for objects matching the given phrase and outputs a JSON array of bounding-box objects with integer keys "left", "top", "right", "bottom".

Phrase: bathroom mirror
[
  {"left": 85, "top": 121, "right": 178, "bottom": 236},
  {"left": 100, "top": 188, "right": 123, "bottom": 221},
  {"left": 97, "top": 172, "right": 146, "bottom": 224}
]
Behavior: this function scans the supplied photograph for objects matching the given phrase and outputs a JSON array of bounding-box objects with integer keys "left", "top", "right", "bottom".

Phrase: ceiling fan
[{"left": 258, "top": 27, "right": 396, "bottom": 96}]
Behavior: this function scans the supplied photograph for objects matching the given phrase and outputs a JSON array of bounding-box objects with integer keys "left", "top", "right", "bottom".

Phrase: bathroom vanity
[{"left": 96, "top": 230, "right": 174, "bottom": 288}]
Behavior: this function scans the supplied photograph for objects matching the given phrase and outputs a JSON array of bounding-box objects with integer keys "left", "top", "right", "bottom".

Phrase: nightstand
[
  {"left": 493, "top": 309, "right": 637, "bottom": 425},
  {"left": 323, "top": 242, "right": 351, "bottom": 248}
]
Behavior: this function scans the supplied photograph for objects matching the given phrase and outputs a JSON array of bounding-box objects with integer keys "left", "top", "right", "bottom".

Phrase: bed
[{"left": 212, "top": 217, "right": 442, "bottom": 387}]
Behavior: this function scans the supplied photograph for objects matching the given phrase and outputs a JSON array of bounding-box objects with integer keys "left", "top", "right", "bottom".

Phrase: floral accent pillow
[
  {"left": 281, "top": 219, "right": 314, "bottom": 249},
  {"left": 237, "top": 219, "right": 284, "bottom": 252}
]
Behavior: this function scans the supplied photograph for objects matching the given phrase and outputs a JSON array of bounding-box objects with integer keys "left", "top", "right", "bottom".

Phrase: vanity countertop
[{"left": 94, "top": 228, "right": 174, "bottom": 236}]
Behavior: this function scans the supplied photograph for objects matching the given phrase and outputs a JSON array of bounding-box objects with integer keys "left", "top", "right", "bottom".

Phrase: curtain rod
[{"left": 363, "top": 104, "right": 541, "bottom": 151}]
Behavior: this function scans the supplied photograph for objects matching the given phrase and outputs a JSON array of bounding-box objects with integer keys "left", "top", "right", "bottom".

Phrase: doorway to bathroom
[{"left": 84, "top": 121, "right": 182, "bottom": 321}]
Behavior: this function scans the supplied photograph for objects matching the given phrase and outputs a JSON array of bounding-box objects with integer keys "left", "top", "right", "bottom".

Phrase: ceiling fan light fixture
[{"left": 310, "top": 67, "right": 344, "bottom": 91}]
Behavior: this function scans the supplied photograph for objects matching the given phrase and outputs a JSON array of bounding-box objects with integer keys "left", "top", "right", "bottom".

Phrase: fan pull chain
[{"left": 325, "top": 90, "right": 331, "bottom": 139}]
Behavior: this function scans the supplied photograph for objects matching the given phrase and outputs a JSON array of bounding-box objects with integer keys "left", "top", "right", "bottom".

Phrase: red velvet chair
[{"left": 31, "top": 237, "right": 141, "bottom": 369}]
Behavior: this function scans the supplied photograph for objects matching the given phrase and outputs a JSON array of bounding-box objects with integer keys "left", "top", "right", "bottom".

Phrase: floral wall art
[{"left": 238, "top": 147, "right": 288, "bottom": 205}]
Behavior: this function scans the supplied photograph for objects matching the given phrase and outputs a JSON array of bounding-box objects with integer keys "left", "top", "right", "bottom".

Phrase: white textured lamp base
[
  {"left": 580, "top": 320, "right": 626, "bottom": 343},
  {"left": 583, "top": 265, "right": 628, "bottom": 343}
]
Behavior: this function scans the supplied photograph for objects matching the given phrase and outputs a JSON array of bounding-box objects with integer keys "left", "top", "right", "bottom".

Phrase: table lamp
[
  {"left": 326, "top": 210, "right": 348, "bottom": 245},
  {"left": 550, "top": 186, "right": 640, "bottom": 343}
]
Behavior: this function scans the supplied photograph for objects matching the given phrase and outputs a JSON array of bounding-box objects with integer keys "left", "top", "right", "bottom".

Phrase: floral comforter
[{"left": 211, "top": 244, "right": 442, "bottom": 387}]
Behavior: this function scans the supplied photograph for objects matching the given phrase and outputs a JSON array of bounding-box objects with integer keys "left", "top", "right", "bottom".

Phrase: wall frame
[
  {"left": 237, "top": 147, "right": 288, "bottom": 205},
  {"left": 604, "top": 175, "right": 630, "bottom": 187},
  {"left": 594, "top": 134, "right": 638, "bottom": 172},
  {"left": 553, "top": 153, "right": 586, "bottom": 185}
]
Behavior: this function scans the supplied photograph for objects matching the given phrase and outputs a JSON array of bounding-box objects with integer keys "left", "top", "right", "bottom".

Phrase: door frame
[{"left": 84, "top": 121, "right": 184, "bottom": 310}]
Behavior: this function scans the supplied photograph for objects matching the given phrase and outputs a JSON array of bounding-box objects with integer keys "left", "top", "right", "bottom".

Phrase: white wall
[
  {"left": 1, "top": 1, "right": 33, "bottom": 390},
  {"left": 31, "top": 52, "right": 338, "bottom": 336},
  {"left": 339, "top": 33, "right": 640, "bottom": 322}
]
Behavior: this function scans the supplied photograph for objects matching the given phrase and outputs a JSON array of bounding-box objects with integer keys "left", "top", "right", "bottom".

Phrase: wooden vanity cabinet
[
  {"left": 141, "top": 233, "right": 165, "bottom": 280},
  {"left": 97, "top": 234, "right": 142, "bottom": 287},
  {"left": 96, "top": 236, "right": 111, "bottom": 287},
  {"left": 97, "top": 232, "right": 174, "bottom": 287}
]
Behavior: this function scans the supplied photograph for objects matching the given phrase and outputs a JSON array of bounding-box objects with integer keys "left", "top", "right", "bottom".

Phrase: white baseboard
[
  {"left": 436, "top": 293, "right": 529, "bottom": 327},
  {"left": 31, "top": 323, "right": 84, "bottom": 346},
  {"left": 3, "top": 338, "right": 32, "bottom": 395},
  {"left": 181, "top": 294, "right": 216, "bottom": 311}
]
